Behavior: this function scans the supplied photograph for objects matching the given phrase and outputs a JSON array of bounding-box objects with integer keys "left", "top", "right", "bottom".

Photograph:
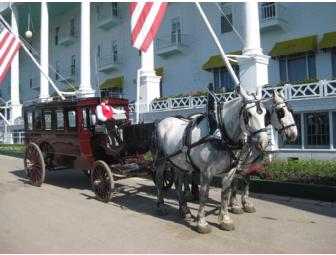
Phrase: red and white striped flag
[
  {"left": 0, "top": 22, "right": 21, "bottom": 84},
  {"left": 130, "top": 2, "right": 167, "bottom": 52}
]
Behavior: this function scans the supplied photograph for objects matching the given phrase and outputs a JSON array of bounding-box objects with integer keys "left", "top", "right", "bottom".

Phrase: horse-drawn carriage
[{"left": 23, "top": 97, "right": 174, "bottom": 202}]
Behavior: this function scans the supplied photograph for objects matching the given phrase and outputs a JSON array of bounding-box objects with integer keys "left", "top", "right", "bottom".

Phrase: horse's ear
[
  {"left": 256, "top": 86, "right": 262, "bottom": 100},
  {"left": 273, "top": 90, "right": 281, "bottom": 103},
  {"left": 279, "top": 90, "right": 285, "bottom": 99},
  {"left": 239, "top": 85, "right": 253, "bottom": 101}
]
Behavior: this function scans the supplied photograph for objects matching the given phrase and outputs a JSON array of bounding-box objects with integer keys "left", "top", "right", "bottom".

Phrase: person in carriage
[{"left": 96, "top": 96, "right": 126, "bottom": 146}]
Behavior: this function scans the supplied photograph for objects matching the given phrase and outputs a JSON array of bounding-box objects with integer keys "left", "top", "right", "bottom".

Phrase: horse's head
[
  {"left": 270, "top": 90, "right": 298, "bottom": 142},
  {"left": 238, "top": 86, "right": 269, "bottom": 151}
]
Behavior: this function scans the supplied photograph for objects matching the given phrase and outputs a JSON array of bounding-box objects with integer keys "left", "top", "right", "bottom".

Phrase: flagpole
[
  {"left": 0, "top": 15, "right": 65, "bottom": 100},
  {"left": 136, "top": 68, "right": 141, "bottom": 124},
  {"left": 195, "top": 2, "right": 240, "bottom": 87}
]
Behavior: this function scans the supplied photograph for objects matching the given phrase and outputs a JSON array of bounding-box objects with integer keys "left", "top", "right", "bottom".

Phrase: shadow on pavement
[{"left": 249, "top": 193, "right": 336, "bottom": 218}]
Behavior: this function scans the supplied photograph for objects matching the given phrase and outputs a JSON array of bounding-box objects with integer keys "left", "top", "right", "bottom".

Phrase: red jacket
[{"left": 101, "top": 104, "right": 113, "bottom": 119}]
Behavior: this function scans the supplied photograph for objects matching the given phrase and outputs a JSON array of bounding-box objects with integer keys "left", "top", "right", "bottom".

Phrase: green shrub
[
  {"left": 260, "top": 160, "right": 336, "bottom": 186},
  {"left": 0, "top": 144, "right": 26, "bottom": 153}
]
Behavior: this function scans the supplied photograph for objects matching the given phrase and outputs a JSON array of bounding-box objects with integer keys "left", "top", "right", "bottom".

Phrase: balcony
[
  {"left": 56, "top": 66, "right": 78, "bottom": 83},
  {"left": 58, "top": 29, "right": 77, "bottom": 46},
  {"left": 156, "top": 34, "right": 189, "bottom": 58},
  {"left": 259, "top": 3, "right": 286, "bottom": 32},
  {"left": 97, "top": 10, "right": 119, "bottom": 29},
  {"left": 97, "top": 54, "right": 121, "bottom": 72}
]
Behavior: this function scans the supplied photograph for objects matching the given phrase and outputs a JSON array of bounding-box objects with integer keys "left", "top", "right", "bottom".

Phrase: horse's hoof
[
  {"left": 179, "top": 208, "right": 193, "bottom": 220},
  {"left": 243, "top": 205, "right": 256, "bottom": 213},
  {"left": 157, "top": 207, "right": 168, "bottom": 216},
  {"left": 196, "top": 224, "right": 212, "bottom": 234},
  {"left": 219, "top": 222, "right": 235, "bottom": 231},
  {"left": 230, "top": 206, "right": 244, "bottom": 214}
]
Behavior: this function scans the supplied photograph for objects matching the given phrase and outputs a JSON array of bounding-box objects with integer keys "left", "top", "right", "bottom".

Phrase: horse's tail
[{"left": 150, "top": 120, "right": 164, "bottom": 170}]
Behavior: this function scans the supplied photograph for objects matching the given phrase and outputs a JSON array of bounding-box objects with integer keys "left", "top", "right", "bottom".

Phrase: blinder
[{"left": 265, "top": 110, "right": 271, "bottom": 126}]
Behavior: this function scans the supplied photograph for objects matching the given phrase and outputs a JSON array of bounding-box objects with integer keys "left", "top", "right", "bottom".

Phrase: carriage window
[
  {"left": 56, "top": 110, "right": 64, "bottom": 130},
  {"left": 67, "top": 110, "right": 77, "bottom": 128},
  {"left": 44, "top": 111, "right": 52, "bottom": 130},
  {"left": 34, "top": 110, "right": 42, "bottom": 130},
  {"left": 82, "top": 109, "right": 88, "bottom": 128},
  {"left": 27, "top": 111, "right": 33, "bottom": 130}
]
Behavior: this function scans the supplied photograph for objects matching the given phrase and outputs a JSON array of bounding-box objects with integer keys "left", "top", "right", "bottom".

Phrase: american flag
[
  {"left": 130, "top": 2, "right": 167, "bottom": 52},
  {"left": 0, "top": 22, "right": 21, "bottom": 84}
]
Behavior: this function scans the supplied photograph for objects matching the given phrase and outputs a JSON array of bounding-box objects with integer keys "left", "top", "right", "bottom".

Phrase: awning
[
  {"left": 269, "top": 35, "right": 317, "bottom": 57},
  {"left": 51, "top": 87, "right": 77, "bottom": 97},
  {"left": 202, "top": 50, "right": 242, "bottom": 71},
  {"left": 155, "top": 67, "right": 164, "bottom": 77},
  {"left": 100, "top": 76, "right": 123, "bottom": 90},
  {"left": 319, "top": 32, "right": 336, "bottom": 50}
]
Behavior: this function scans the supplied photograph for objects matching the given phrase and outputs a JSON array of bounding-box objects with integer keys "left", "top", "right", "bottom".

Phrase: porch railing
[{"left": 128, "top": 80, "right": 336, "bottom": 113}]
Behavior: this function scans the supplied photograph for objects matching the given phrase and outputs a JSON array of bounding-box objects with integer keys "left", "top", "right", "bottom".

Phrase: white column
[
  {"left": 78, "top": 1, "right": 95, "bottom": 98},
  {"left": 10, "top": 5, "right": 22, "bottom": 124},
  {"left": 139, "top": 42, "right": 161, "bottom": 113},
  {"left": 238, "top": 2, "right": 270, "bottom": 94},
  {"left": 39, "top": 1, "right": 51, "bottom": 101}
]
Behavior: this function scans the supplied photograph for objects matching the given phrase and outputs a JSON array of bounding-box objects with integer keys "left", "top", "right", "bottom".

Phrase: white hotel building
[{"left": 0, "top": 2, "right": 335, "bottom": 161}]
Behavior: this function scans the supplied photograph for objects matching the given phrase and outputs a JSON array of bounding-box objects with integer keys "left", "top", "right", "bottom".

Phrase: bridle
[
  {"left": 239, "top": 100, "right": 268, "bottom": 138},
  {"left": 271, "top": 99, "right": 296, "bottom": 133}
]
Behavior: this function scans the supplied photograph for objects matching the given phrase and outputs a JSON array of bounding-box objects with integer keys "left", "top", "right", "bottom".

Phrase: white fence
[
  {"left": 0, "top": 131, "right": 25, "bottom": 145},
  {"left": 128, "top": 80, "right": 336, "bottom": 113}
]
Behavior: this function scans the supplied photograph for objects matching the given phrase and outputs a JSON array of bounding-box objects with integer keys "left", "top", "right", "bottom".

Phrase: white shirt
[{"left": 96, "top": 103, "right": 126, "bottom": 122}]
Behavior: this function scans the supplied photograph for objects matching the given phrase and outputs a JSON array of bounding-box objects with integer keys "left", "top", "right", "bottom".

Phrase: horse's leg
[
  {"left": 175, "top": 170, "right": 193, "bottom": 219},
  {"left": 218, "top": 168, "right": 236, "bottom": 231},
  {"left": 242, "top": 175, "right": 256, "bottom": 213},
  {"left": 183, "top": 172, "right": 193, "bottom": 202},
  {"left": 229, "top": 175, "right": 244, "bottom": 214},
  {"left": 191, "top": 171, "right": 200, "bottom": 202},
  {"left": 155, "top": 160, "right": 168, "bottom": 216},
  {"left": 195, "top": 170, "right": 213, "bottom": 234}
]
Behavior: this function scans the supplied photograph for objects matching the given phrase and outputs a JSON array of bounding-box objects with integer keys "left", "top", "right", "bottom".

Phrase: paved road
[{"left": 0, "top": 155, "right": 335, "bottom": 253}]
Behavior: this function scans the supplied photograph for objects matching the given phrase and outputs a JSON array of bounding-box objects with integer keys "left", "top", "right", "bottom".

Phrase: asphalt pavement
[{"left": 0, "top": 155, "right": 335, "bottom": 253}]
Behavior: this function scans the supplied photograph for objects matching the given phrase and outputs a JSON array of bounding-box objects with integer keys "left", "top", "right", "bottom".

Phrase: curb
[
  {"left": 0, "top": 151, "right": 24, "bottom": 159},
  {"left": 212, "top": 176, "right": 336, "bottom": 202}
]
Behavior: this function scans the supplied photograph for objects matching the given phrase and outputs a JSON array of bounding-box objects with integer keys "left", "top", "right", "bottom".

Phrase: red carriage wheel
[
  {"left": 24, "top": 143, "right": 46, "bottom": 187},
  {"left": 91, "top": 161, "right": 114, "bottom": 202}
]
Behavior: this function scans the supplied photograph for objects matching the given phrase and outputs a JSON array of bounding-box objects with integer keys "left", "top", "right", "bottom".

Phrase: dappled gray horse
[
  {"left": 152, "top": 86, "right": 269, "bottom": 233},
  {"left": 230, "top": 90, "right": 298, "bottom": 214}
]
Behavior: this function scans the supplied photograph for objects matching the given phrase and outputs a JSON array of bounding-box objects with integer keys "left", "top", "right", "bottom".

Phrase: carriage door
[{"left": 79, "top": 107, "right": 94, "bottom": 167}]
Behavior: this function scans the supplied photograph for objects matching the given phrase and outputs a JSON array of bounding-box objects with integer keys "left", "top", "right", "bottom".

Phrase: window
[
  {"left": 112, "top": 40, "right": 118, "bottom": 63},
  {"left": 71, "top": 55, "right": 76, "bottom": 75},
  {"left": 56, "top": 110, "right": 64, "bottom": 130},
  {"left": 27, "top": 111, "right": 33, "bottom": 130},
  {"left": 82, "top": 109, "right": 88, "bottom": 128},
  {"left": 67, "top": 110, "right": 77, "bottom": 128},
  {"left": 44, "top": 111, "right": 52, "bottom": 130},
  {"left": 34, "top": 110, "right": 42, "bottom": 130},
  {"left": 112, "top": 2, "right": 118, "bottom": 16},
  {"left": 332, "top": 49, "right": 336, "bottom": 78},
  {"left": 101, "top": 88, "right": 123, "bottom": 98},
  {"left": 96, "top": 3, "right": 101, "bottom": 15},
  {"left": 56, "top": 61, "right": 60, "bottom": 80},
  {"left": 96, "top": 45, "right": 101, "bottom": 58},
  {"left": 55, "top": 26, "right": 59, "bottom": 45},
  {"left": 305, "top": 112, "right": 329, "bottom": 147},
  {"left": 171, "top": 17, "right": 181, "bottom": 45},
  {"left": 220, "top": 4, "right": 233, "bottom": 33},
  {"left": 280, "top": 113, "right": 302, "bottom": 147},
  {"left": 279, "top": 53, "right": 316, "bottom": 82},
  {"left": 70, "top": 18, "right": 75, "bottom": 36},
  {"left": 213, "top": 65, "right": 239, "bottom": 92}
]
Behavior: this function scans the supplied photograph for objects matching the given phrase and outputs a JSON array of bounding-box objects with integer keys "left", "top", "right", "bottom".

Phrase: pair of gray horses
[{"left": 152, "top": 86, "right": 297, "bottom": 234}]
